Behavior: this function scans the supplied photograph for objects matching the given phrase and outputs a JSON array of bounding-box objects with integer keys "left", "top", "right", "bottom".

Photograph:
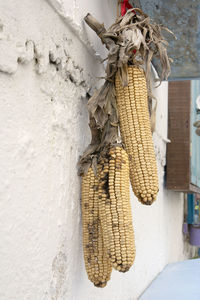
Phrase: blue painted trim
[
  {"left": 191, "top": 80, "right": 200, "bottom": 187},
  {"left": 187, "top": 194, "right": 195, "bottom": 224}
]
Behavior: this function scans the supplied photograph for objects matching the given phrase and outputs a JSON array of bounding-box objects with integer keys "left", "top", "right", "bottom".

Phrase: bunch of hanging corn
[
  {"left": 81, "top": 145, "right": 135, "bottom": 287},
  {"left": 115, "top": 66, "right": 159, "bottom": 205}
]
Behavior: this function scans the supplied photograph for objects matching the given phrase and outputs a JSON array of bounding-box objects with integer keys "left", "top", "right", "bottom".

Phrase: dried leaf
[{"left": 79, "top": 9, "right": 173, "bottom": 174}]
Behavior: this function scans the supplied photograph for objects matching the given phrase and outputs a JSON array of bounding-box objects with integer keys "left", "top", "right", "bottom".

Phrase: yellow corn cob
[
  {"left": 81, "top": 167, "right": 112, "bottom": 287},
  {"left": 99, "top": 146, "right": 135, "bottom": 272},
  {"left": 115, "top": 66, "right": 159, "bottom": 205}
]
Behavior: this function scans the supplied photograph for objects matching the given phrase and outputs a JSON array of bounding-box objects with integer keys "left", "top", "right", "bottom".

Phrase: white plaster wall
[{"left": 0, "top": 1, "right": 194, "bottom": 300}]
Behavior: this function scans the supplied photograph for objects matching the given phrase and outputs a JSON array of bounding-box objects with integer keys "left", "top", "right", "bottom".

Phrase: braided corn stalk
[
  {"left": 115, "top": 66, "right": 159, "bottom": 205},
  {"left": 99, "top": 146, "right": 135, "bottom": 272},
  {"left": 81, "top": 167, "right": 112, "bottom": 287}
]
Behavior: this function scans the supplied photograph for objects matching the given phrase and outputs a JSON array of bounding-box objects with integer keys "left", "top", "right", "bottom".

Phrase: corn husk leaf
[{"left": 79, "top": 8, "right": 173, "bottom": 174}]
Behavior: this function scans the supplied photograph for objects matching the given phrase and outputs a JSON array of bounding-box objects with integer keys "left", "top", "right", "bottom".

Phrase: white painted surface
[{"left": 0, "top": 1, "right": 194, "bottom": 299}]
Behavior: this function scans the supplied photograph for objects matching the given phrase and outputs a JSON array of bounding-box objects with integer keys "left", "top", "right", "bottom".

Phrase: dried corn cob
[
  {"left": 99, "top": 146, "right": 135, "bottom": 272},
  {"left": 115, "top": 66, "right": 159, "bottom": 205},
  {"left": 81, "top": 167, "right": 112, "bottom": 287}
]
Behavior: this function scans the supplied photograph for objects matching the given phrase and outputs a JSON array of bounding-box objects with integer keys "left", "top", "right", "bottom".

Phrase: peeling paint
[
  {"left": 0, "top": 21, "right": 96, "bottom": 99},
  {"left": 0, "top": 25, "right": 35, "bottom": 74},
  {"left": 46, "top": 0, "right": 103, "bottom": 62}
]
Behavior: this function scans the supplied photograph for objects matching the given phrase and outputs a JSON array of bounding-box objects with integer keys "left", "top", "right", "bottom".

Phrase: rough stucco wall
[{"left": 0, "top": 1, "right": 194, "bottom": 300}]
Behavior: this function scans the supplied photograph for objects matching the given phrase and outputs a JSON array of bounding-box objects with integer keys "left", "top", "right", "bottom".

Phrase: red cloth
[
  {"left": 121, "top": 1, "right": 136, "bottom": 54},
  {"left": 121, "top": 0, "right": 134, "bottom": 16}
]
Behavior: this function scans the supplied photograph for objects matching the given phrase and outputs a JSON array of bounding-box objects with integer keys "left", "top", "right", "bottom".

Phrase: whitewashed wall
[{"left": 0, "top": 1, "right": 194, "bottom": 299}]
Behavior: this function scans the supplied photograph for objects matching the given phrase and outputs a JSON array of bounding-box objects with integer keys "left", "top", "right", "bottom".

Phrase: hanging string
[
  {"left": 117, "top": 1, "right": 135, "bottom": 18},
  {"left": 121, "top": 0, "right": 134, "bottom": 16}
]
